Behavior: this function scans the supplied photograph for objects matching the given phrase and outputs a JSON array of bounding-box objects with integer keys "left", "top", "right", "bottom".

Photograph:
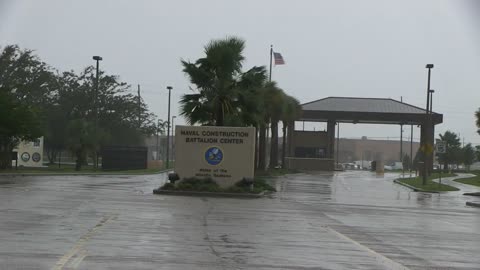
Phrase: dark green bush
[{"left": 158, "top": 177, "right": 275, "bottom": 194}]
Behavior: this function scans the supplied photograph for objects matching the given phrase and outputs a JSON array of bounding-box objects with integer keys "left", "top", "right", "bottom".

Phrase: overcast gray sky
[{"left": 1, "top": 0, "right": 479, "bottom": 144}]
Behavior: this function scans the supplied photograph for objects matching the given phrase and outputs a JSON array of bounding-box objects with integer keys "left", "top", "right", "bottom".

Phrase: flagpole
[{"left": 269, "top": 45, "right": 273, "bottom": 82}]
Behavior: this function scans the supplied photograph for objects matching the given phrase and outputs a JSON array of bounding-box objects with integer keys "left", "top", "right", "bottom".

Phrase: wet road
[{"left": 0, "top": 171, "right": 479, "bottom": 270}]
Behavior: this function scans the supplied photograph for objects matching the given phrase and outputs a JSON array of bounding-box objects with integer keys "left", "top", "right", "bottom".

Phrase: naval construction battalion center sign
[{"left": 175, "top": 126, "right": 255, "bottom": 187}]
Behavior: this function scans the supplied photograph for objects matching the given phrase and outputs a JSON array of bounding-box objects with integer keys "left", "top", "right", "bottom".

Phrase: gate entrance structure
[{"left": 285, "top": 97, "right": 443, "bottom": 172}]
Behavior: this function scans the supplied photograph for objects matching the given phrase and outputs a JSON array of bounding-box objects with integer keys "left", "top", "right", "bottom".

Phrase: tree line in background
[
  {"left": 0, "top": 45, "right": 159, "bottom": 170},
  {"left": 435, "top": 131, "right": 477, "bottom": 171},
  {"left": 405, "top": 130, "right": 479, "bottom": 172},
  {"left": 180, "top": 37, "right": 301, "bottom": 170}
]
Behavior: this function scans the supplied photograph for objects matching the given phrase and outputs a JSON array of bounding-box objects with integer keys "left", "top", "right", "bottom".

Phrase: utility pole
[
  {"left": 92, "top": 56, "right": 103, "bottom": 170},
  {"left": 137, "top": 84, "right": 141, "bottom": 127}
]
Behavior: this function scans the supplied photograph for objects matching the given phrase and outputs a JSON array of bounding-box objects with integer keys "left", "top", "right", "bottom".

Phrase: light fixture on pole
[
  {"left": 166, "top": 86, "right": 173, "bottom": 169},
  {"left": 92, "top": 55, "right": 102, "bottom": 170}
]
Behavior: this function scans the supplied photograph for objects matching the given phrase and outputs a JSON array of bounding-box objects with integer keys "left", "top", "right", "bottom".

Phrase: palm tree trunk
[
  {"left": 258, "top": 124, "right": 267, "bottom": 171},
  {"left": 269, "top": 121, "right": 279, "bottom": 168},
  {"left": 216, "top": 103, "right": 224, "bottom": 126},
  {"left": 281, "top": 121, "right": 287, "bottom": 168},
  {"left": 215, "top": 102, "right": 224, "bottom": 127}
]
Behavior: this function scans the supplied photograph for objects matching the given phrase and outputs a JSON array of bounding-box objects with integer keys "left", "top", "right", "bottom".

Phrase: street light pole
[
  {"left": 171, "top": 116, "right": 176, "bottom": 138},
  {"left": 92, "top": 56, "right": 102, "bottom": 170},
  {"left": 426, "top": 65, "right": 433, "bottom": 114},
  {"left": 166, "top": 86, "right": 173, "bottom": 169},
  {"left": 423, "top": 64, "right": 434, "bottom": 185},
  {"left": 429, "top": 89, "right": 435, "bottom": 113}
]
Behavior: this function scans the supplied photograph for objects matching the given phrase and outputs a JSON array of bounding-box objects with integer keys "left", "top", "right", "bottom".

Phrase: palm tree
[
  {"left": 180, "top": 37, "right": 246, "bottom": 126},
  {"left": 267, "top": 86, "right": 285, "bottom": 169},
  {"left": 254, "top": 81, "right": 283, "bottom": 170},
  {"left": 281, "top": 96, "right": 301, "bottom": 168}
]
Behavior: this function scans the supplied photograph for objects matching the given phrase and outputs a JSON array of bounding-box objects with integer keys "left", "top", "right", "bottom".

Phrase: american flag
[{"left": 273, "top": 52, "right": 285, "bottom": 65}]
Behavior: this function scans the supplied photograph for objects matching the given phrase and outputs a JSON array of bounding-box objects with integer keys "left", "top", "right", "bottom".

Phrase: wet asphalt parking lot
[{"left": 0, "top": 171, "right": 479, "bottom": 270}]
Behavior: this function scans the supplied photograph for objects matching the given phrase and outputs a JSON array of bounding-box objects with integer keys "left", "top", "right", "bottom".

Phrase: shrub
[
  {"left": 160, "top": 183, "right": 175, "bottom": 190},
  {"left": 158, "top": 177, "right": 275, "bottom": 193}
]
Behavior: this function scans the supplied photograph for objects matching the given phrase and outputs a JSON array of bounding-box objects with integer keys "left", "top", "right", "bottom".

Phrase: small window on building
[{"left": 33, "top": 139, "right": 40, "bottom": 147}]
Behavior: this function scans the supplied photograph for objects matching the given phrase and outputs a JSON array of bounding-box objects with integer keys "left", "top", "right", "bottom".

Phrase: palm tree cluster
[{"left": 180, "top": 37, "right": 301, "bottom": 170}]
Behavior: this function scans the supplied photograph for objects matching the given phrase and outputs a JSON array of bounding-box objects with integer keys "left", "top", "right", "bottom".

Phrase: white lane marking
[
  {"left": 69, "top": 249, "right": 88, "bottom": 269},
  {"left": 323, "top": 225, "right": 410, "bottom": 270},
  {"left": 52, "top": 215, "right": 116, "bottom": 270}
]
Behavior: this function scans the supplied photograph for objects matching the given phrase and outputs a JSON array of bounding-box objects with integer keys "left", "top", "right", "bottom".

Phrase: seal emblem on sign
[
  {"left": 21, "top": 152, "right": 30, "bottom": 162},
  {"left": 205, "top": 147, "right": 223, "bottom": 165},
  {"left": 32, "top": 152, "right": 41, "bottom": 162}
]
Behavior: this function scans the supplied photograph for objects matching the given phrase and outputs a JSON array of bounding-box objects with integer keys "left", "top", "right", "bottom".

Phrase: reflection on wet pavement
[{"left": 0, "top": 171, "right": 479, "bottom": 269}]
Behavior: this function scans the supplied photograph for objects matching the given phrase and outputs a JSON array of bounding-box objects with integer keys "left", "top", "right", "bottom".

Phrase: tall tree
[
  {"left": 281, "top": 96, "right": 301, "bottom": 168},
  {"left": 0, "top": 92, "right": 43, "bottom": 168},
  {"left": 0, "top": 45, "right": 53, "bottom": 168},
  {"left": 255, "top": 82, "right": 283, "bottom": 170},
  {"left": 180, "top": 37, "right": 246, "bottom": 126},
  {"left": 267, "top": 84, "right": 285, "bottom": 169},
  {"left": 475, "top": 145, "right": 480, "bottom": 162},
  {"left": 462, "top": 143, "right": 476, "bottom": 171},
  {"left": 437, "top": 131, "right": 462, "bottom": 171},
  {"left": 180, "top": 37, "right": 271, "bottom": 129},
  {"left": 45, "top": 67, "right": 157, "bottom": 170},
  {"left": 475, "top": 108, "right": 480, "bottom": 135}
]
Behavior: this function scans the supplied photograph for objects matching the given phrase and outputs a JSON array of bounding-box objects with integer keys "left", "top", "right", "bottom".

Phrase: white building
[{"left": 12, "top": 137, "right": 45, "bottom": 167}]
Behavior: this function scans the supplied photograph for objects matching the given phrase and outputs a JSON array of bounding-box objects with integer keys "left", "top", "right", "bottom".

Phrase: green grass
[
  {"left": 454, "top": 173, "right": 480, "bottom": 187},
  {"left": 397, "top": 172, "right": 459, "bottom": 192},
  {"left": 160, "top": 177, "right": 275, "bottom": 194}
]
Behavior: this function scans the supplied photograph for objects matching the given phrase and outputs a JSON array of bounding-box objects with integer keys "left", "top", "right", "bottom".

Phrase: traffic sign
[
  {"left": 436, "top": 141, "right": 446, "bottom": 154},
  {"left": 421, "top": 143, "right": 434, "bottom": 155}
]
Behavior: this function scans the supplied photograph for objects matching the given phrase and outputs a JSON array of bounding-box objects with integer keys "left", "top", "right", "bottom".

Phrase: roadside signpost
[{"left": 436, "top": 141, "right": 446, "bottom": 154}]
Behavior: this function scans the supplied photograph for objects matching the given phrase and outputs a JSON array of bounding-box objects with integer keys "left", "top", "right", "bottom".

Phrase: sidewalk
[
  {"left": 432, "top": 173, "right": 480, "bottom": 193},
  {"left": 432, "top": 173, "right": 480, "bottom": 208}
]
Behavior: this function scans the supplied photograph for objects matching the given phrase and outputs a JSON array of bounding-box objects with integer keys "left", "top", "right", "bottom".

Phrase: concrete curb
[
  {"left": 466, "top": 201, "right": 480, "bottom": 208},
  {"left": 464, "top": 192, "right": 480, "bottom": 197},
  {"left": 393, "top": 179, "right": 439, "bottom": 193},
  {"left": 153, "top": 189, "right": 266, "bottom": 198}
]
